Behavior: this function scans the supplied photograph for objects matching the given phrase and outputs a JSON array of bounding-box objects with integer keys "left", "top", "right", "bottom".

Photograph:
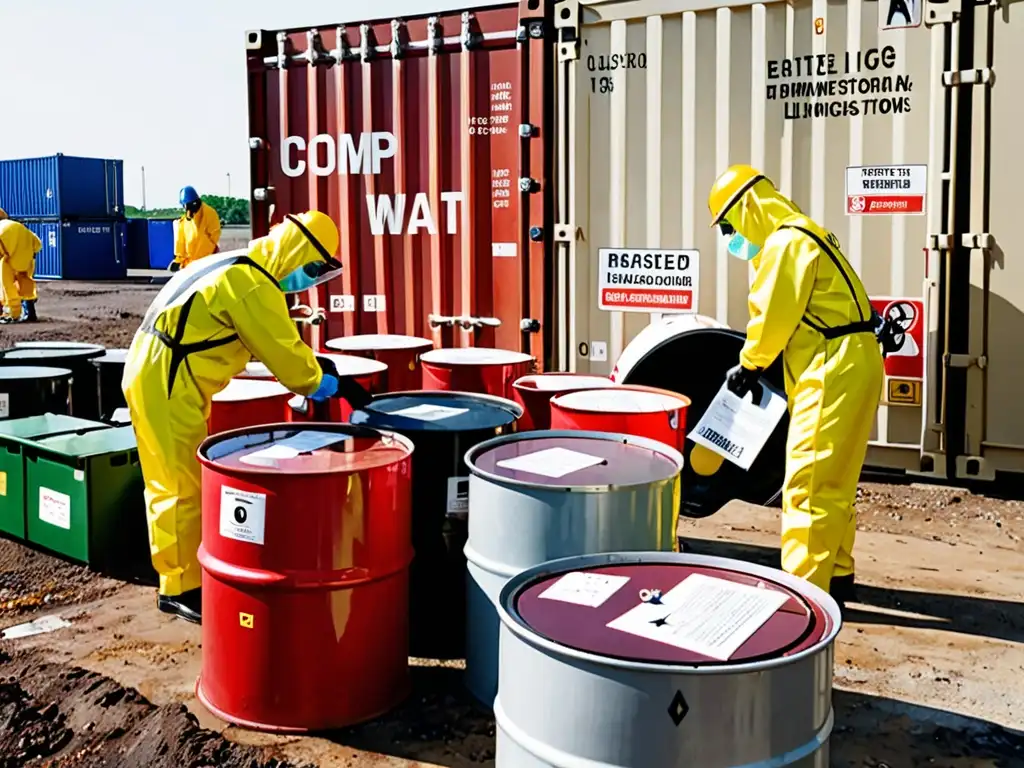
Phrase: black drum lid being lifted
[{"left": 619, "top": 327, "right": 789, "bottom": 518}]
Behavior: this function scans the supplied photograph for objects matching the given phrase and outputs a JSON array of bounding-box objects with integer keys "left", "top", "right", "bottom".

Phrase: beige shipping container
[{"left": 550, "top": 0, "right": 1022, "bottom": 483}]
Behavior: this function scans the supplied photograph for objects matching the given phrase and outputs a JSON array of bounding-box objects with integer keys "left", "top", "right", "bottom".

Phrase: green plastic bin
[
  {"left": 25, "top": 425, "right": 148, "bottom": 573},
  {"left": 0, "top": 415, "right": 109, "bottom": 539}
]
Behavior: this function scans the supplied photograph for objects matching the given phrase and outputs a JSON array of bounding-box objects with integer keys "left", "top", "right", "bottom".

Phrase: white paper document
[
  {"left": 391, "top": 404, "right": 470, "bottom": 422},
  {"left": 495, "top": 447, "right": 604, "bottom": 479},
  {"left": 687, "top": 381, "right": 787, "bottom": 471},
  {"left": 240, "top": 432, "right": 348, "bottom": 465},
  {"left": 538, "top": 572, "right": 631, "bottom": 608},
  {"left": 606, "top": 573, "right": 790, "bottom": 660},
  {"left": 241, "top": 445, "right": 300, "bottom": 466}
]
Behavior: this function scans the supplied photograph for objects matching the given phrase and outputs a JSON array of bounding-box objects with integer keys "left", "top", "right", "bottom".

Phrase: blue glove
[{"left": 309, "top": 373, "right": 340, "bottom": 402}]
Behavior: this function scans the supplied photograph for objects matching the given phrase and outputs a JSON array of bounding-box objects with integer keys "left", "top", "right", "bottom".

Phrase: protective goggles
[{"left": 279, "top": 214, "right": 344, "bottom": 293}]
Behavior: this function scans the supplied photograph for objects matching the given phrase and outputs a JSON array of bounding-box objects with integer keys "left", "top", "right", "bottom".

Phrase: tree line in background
[{"left": 125, "top": 195, "right": 251, "bottom": 225}]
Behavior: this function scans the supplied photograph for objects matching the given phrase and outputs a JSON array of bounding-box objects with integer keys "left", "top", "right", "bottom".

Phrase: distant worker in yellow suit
[
  {"left": 122, "top": 211, "right": 371, "bottom": 624},
  {"left": 708, "top": 165, "right": 884, "bottom": 615},
  {"left": 0, "top": 208, "right": 42, "bottom": 325},
  {"left": 171, "top": 186, "right": 221, "bottom": 271}
]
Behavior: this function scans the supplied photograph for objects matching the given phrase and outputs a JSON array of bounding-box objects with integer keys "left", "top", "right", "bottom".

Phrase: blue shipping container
[
  {"left": 0, "top": 155, "right": 125, "bottom": 219},
  {"left": 126, "top": 218, "right": 176, "bottom": 270},
  {"left": 25, "top": 220, "right": 128, "bottom": 281}
]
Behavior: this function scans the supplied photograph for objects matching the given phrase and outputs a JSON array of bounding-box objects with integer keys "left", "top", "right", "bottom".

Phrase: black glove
[
  {"left": 316, "top": 355, "right": 372, "bottom": 409},
  {"left": 725, "top": 364, "right": 762, "bottom": 398},
  {"left": 168, "top": 261, "right": 181, "bottom": 273}
]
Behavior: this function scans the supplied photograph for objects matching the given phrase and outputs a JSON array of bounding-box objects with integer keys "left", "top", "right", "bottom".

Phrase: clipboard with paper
[{"left": 687, "top": 379, "right": 788, "bottom": 471}]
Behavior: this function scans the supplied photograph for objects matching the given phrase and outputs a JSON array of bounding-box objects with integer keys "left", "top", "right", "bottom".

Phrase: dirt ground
[{"left": 1, "top": 282, "right": 1023, "bottom": 767}]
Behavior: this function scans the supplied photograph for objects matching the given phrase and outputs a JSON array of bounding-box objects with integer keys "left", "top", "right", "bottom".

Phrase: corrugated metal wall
[
  {"left": 555, "top": 0, "right": 952, "bottom": 474},
  {"left": 245, "top": 2, "right": 552, "bottom": 362}
]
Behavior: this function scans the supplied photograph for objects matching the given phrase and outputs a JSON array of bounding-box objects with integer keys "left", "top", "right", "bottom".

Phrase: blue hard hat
[{"left": 179, "top": 186, "right": 200, "bottom": 206}]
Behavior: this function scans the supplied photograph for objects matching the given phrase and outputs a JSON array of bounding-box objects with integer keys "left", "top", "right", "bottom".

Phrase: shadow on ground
[{"left": 682, "top": 536, "right": 1024, "bottom": 644}]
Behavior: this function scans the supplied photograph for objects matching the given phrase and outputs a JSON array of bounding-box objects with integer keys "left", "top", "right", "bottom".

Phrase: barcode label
[{"left": 695, "top": 425, "right": 744, "bottom": 459}]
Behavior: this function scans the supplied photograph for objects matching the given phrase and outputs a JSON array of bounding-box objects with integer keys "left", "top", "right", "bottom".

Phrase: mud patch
[
  {"left": 0, "top": 541, "right": 118, "bottom": 627},
  {"left": 0, "top": 651, "right": 307, "bottom": 768}
]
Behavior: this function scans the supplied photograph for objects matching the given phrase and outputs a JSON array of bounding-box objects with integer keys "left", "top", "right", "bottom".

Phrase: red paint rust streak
[
  {"left": 392, "top": 40, "right": 415, "bottom": 337},
  {"left": 334, "top": 29, "right": 358, "bottom": 339},
  {"left": 427, "top": 44, "right": 445, "bottom": 349},
  {"left": 362, "top": 30, "right": 390, "bottom": 335},
  {"left": 525, "top": 4, "right": 548, "bottom": 369},
  {"left": 459, "top": 29, "right": 476, "bottom": 349}
]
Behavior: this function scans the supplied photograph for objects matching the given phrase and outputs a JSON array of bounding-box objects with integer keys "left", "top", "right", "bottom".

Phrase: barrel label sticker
[
  {"left": 495, "top": 447, "right": 604, "bottom": 479},
  {"left": 0, "top": 472, "right": 6, "bottom": 497},
  {"left": 38, "top": 487, "right": 72, "bottom": 530},
  {"left": 391, "top": 404, "right": 469, "bottom": 422},
  {"left": 239, "top": 612, "right": 254, "bottom": 629},
  {"left": 0, "top": 393, "right": 8, "bottom": 419},
  {"left": 219, "top": 486, "right": 267, "bottom": 546},
  {"left": 446, "top": 477, "right": 470, "bottom": 520},
  {"left": 538, "top": 572, "right": 631, "bottom": 608},
  {"left": 606, "top": 574, "right": 790, "bottom": 661}
]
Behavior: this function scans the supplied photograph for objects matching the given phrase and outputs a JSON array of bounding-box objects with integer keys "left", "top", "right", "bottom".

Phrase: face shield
[
  {"left": 718, "top": 212, "right": 762, "bottom": 262},
  {"left": 278, "top": 214, "right": 344, "bottom": 294}
]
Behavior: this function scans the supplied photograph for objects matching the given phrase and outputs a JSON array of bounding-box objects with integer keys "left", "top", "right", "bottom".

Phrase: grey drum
[
  {"left": 464, "top": 431, "right": 683, "bottom": 706},
  {"left": 495, "top": 552, "right": 841, "bottom": 768}
]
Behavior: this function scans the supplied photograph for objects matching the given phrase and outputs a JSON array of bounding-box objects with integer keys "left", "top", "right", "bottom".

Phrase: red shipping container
[
  {"left": 245, "top": 3, "right": 551, "bottom": 365},
  {"left": 549, "top": 386, "right": 691, "bottom": 453},
  {"left": 196, "top": 424, "right": 414, "bottom": 731}
]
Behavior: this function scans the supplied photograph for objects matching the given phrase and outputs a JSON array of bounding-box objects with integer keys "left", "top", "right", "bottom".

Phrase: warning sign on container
[
  {"left": 879, "top": 0, "right": 921, "bottom": 30},
  {"left": 870, "top": 297, "right": 925, "bottom": 380},
  {"left": 846, "top": 165, "right": 926, "bottom": 216},
  {"left": 598, "top": 248, "right": 699, "bottom": 314},
  {"left": 887, "top": 378, "right": 922, "bottom": 406}
]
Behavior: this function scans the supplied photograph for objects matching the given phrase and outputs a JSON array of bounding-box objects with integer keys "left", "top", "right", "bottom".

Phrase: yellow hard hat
[
  {"left": 708, "top": 165, "right": 769, "bottom": 227},
  {"left": 0, "top": 208, "right": 7, "bottom": 220}
]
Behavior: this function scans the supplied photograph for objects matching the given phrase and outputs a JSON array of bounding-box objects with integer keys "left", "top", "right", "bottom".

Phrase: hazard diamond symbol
[{"left": 668, "top": 690, "right": 689, "bottom": 726}]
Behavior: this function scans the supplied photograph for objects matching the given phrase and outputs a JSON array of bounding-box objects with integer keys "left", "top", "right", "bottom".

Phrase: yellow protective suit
[
  {"left": 709, "top": 167, "right": 883, "bottom": 593},
  {"left": 0, "top": 219, "right": 41, "bottom": 321},
  {"left": 122, "top": 211, "right": 341, "bottom": 596},
  {"left": 174, "top": 202, "right": 222, "bottom": 269}
]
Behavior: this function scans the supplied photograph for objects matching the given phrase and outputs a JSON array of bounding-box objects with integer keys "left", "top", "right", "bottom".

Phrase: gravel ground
[{"left": 0, "top": 281, "right": 1021, "bottom": 767}]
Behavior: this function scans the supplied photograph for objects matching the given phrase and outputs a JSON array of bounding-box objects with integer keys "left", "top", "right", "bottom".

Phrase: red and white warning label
[
  {"left": 846, "top": 164, "right": 926, "bottom": 215},
  {"left": 598, "top": 248, "right": 699, "bottom": 313}
]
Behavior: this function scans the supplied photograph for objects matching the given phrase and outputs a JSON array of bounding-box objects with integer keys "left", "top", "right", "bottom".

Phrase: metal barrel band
[{"left": 197, "top": 548, "right": 415, "bottom": 590}]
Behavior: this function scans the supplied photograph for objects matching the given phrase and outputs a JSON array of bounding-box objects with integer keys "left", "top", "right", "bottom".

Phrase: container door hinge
[
  {"left": 248, "top": 137, "right": 266, "bottom": 151},
  {"left": 429, "top": 314, "right": 501, "bottom": 330},
  {"left": 554, "top": 0, "right": 581, "bottom": 62},
  {"left": 519, "top": 177, "right": 540, "bottom": 193},
  {"left": 360, "top": 24, "right": 376, "bottom": 62},
  {"left": 929, "top": 233, "right": 994, "bottom": 251},
  {"left": 943, "top": 353, "right": 987, "bottom": 369},
  {"left": 518, "top": 20, "right": 547, "bottom": 43},
  {"left": 462, "top": 12, "right": 483, "bottom": 51},
  {"left": 426, "top": 17, "right": 443, "bottom": 56},
  {"left": 942, "top": 68, "right": 995, "bottom": 87},
  {"left": 924, "top": 0, "right": 962, "bottom": 26},
  {"left": 553, "top": 224, "right": 576, "bottom": 242},
  {"left": 521, "top": 318, "right": 541, "bottom": 333},
  {"left": 334, "top": 27, "right": 356, "bottom": 62}
]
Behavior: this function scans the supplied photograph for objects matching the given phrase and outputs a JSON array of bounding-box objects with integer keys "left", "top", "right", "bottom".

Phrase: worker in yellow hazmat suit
[
  {"left": 0, "top": 208, "right": 42, "bottom": 324},
  {"left": 122, "top": 211, "right": 369, "bottom": 623},
  {"left": 707, "top": 165, "right": 884, "bottom": 613},
  {"left": 172, "top": 186, "right": 221, "bottom": 271}
]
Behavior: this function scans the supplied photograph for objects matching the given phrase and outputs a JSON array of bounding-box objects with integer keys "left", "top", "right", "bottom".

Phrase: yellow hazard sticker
[
  {"left": 0, "top": 471, "right": 6, "bottom": 497},
  {"left": 887, "top": 378, "right": 922, "bottom": 406},
  {"left": 239, "top": 612, "right": 254, "bottom": 629}
]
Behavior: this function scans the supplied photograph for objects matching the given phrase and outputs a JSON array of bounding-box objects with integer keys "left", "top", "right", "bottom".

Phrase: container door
[
  {"left": 947, "top": 0, "right": 1024, "bottom": 482},
  {"left": 554, "top": 0, "right": 955, "bottom": 477},
  {"left": 245, "top": 2, "right": 553, "bottom": 364},
  {"left": 26, "top": 222, "right": 62, "bottom": 280}
]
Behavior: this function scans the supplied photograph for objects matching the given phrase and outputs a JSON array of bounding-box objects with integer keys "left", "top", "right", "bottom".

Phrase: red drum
[
  {"left": 549, "top": 385, "right": 691, "bottom": 452},
  {"left": 324, "top": 335, "right": 434, "bottom": 393},
  {"left": 512, "top": 373, "right": 620, "bottom": 431},
  {"left": 420, "top": 348, "right": 534, "bottom": 400}
]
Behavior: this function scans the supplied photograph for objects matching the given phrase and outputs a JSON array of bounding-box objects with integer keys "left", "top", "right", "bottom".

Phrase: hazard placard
[
  {"left": 598, "top": 248, "right": 699, "bottom": 314},
  {"left": 887, "top": 378, "right": 922, "bottom": 406},
  {"left": 846, "top": 165, "right": 926, "bottom": 216},
  {"left": 879, "top": 0, "right": 922, "bottom": 30},
  {"left": 870, "top": 297, "right": 925, "bottom": 380}
]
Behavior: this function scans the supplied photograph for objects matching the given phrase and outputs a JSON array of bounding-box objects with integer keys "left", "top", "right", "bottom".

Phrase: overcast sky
[{"left": 1, "top": 1, "right": 497, "bottom": 209}]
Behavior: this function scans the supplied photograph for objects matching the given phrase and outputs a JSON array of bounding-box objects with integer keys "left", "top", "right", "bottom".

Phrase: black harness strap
[
  {"left": 143, "top": 254, "right": 278, "bottom": 396},
  {"left": 779, "top": 224, "right": 875, "bottom": 340}
]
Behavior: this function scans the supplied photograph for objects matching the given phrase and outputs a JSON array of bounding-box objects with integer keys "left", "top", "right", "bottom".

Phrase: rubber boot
[
  {"left": 22, "top": 300, "right": 37, "bottom": 323},
  {"left": 157, "top": 588, "right": 202, "bottom": 624},
  {"left": 829, "top": 574, "right": 856, "bottom": 620}
]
